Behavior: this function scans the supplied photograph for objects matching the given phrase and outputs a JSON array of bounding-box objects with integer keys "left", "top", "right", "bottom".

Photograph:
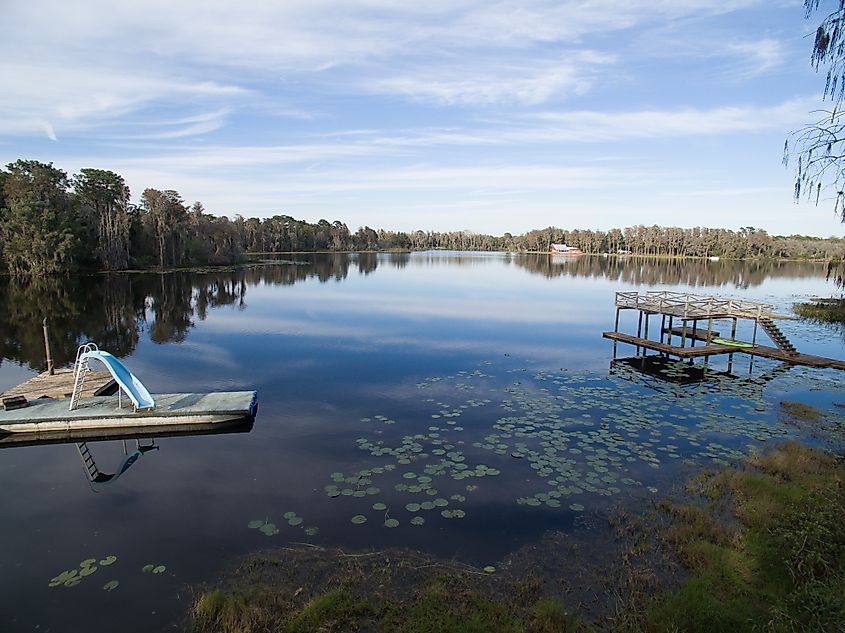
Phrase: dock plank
[
  {"left": 0, "top": 391, "right": 258, "bottom": 444},
  {"left": 1, "top": 368, "right": 116, "bottom": 401},
  {"left": 603, "top": 332, "right": 845, "bottom": 370}
]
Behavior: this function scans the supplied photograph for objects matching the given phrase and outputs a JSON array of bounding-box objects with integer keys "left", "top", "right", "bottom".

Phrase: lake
[{"left": 1, "top": 253, "right": 844, "bottom": 632}]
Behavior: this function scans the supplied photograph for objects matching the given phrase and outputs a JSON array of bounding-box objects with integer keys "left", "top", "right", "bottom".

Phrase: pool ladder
[{"left": 69, "top": 343, "right": 99, "bottom": 411}]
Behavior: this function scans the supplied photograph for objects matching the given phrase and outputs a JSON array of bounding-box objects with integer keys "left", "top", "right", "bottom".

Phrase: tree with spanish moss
[
  {"left": 787, "top": 1, "right": 845, "bottom": 220},
  {"left": 0, "top": 160, "right": 77, "bottom": 275},
  {"left": 72, "top": 168, "right": 131, "bottom": 270}
]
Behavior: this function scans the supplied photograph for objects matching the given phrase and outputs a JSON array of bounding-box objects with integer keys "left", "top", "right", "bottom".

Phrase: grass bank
[{"left": 189, "top": 442, "right": 845, "bottom": 632}]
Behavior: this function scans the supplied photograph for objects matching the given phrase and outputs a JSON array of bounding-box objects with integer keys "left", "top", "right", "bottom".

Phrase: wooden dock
[
  {"left": 603, "top": 332, "right": 845, "bottom": 369},
  {"left": 606, "top": 291, "right": 845, "bottom": 372},
  {"left": 1, "top": 368, "right": 116, "bottom": 401}
]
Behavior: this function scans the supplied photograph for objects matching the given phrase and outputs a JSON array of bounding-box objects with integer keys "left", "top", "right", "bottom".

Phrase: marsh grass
[
  {"left": 630, "top": 441, "right": 845, "bottom": 633},
  {"left": 190, "top": 545, "right": 593, "bottom": 633},
  {"left": 793, "top": 298, "right": 845, "bottom": 323}
]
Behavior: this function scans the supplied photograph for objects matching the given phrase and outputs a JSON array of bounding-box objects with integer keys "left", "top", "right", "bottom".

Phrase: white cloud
[
  {"left": 0, "top": 62, "right": 247, "bottom": 139},
  {"left": 369, "top": 52, "right": 613, "bottom": 105},
  {"left": 527, "top": 98, "right": 814, "bottom": 142}
]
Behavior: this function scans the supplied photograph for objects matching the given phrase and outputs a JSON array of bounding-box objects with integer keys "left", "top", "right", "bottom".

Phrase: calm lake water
[{"left": 1, "top": 253, "right": 844, "bottom": 632}]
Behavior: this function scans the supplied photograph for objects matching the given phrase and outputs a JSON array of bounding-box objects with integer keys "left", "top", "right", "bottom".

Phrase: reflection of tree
[
  {"left": 0, "top": 275, "right": 143, "bottom": 370},
  {"left": 4, "top": 254, "right": 831, "bottom": 372},
  {"left": 514, "top": 255, "right": 830, "bottom": 288},
  {"left": 356, "top": 253, "right": 378, "bottom": 275},
  {"left": 145, "top": 274, "right": 195, "bottom": 344}
]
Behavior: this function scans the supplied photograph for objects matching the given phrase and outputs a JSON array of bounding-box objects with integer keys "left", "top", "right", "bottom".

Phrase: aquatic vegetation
[
  {"left": 247, "top": 519, "right": 280, "bottom": 536},
  {"left": 315, "top": 357, "right": 844, "bottom": 539},
  {"left": 102, "top": 580, "right": 119, "bottom": 592},
  {"left": 49, "top": 556, "right": 116, "bottom": 588},
  {"left": 190, "top": 546, "right": 591, "bottom": 633}
]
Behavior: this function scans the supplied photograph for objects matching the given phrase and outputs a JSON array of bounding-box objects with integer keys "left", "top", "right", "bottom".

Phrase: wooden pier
[
  {"left": 605, "top": 291, "right": 845, "bottom": 371},
  {"left": 1, "top": 368, "right": 116, "bottom": 401}
]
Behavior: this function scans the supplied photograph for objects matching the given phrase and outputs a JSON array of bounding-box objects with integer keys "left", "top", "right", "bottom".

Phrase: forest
[{"left": 1, "top": 159, "right": 844, "bottom": 275}]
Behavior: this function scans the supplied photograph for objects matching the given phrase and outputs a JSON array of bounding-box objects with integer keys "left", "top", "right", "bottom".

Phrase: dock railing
[{"left": 615, "top": 291, "right": 775, "bottom": 320}]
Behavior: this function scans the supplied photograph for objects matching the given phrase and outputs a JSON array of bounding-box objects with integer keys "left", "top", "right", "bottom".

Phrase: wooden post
[
  {"left": 690, "top": 320, "right": 697, "bottom": 348},
  {"left": 42, "top": 317, "right": 54, "bottom": 375},
  {"left": 727, "top": 317, "right": 737, "bottom": 373},
  {"left": 636, "top": 310, "right": 643, "bottom": 355},
  {"left": 667, "top": 316, "right": 673, "bottom": 346},
  {"left": 704, "top": 317, "right": 713, "bottom": 365},
  {"left": 680, "top": 320, "right": 687, "bottom": 348},
  {"left": 614, "top": 308, "right": 620, "bottom": 333}
]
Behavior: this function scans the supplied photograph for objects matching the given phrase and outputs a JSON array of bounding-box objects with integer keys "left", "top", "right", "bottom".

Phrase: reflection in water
[
  {"left": 609, "top": 354, "right": 796, "bottom": 401},
  {"left": 76, "top": 440, "right": 159, "bottom": 492},
  {"left": 0, "top": 253, "right": 832, "bottom": 372},
  {"left": 512, "top": 254, "right": 831, "bottom": 288}
]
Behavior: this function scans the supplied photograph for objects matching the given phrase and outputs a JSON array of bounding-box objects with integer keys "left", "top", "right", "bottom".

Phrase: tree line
[{"left": 1, "top": 159, "right": 844, "bottom": 276}]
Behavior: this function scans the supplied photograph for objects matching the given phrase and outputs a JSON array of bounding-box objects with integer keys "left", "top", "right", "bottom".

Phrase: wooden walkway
[
  {"left": 1, "top": 368, "right": 116, "bottom": 401},
  {"left": 603, "top": 332, "right": 845, "bottom": 370}
]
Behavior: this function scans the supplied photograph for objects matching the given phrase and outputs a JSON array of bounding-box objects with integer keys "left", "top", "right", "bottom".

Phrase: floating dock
[
  {"left": 0, "top": 391, "right": 258, "bottom": 445},
  {"left": 603, "top": 291, "right": 845, "bottom": 371}
]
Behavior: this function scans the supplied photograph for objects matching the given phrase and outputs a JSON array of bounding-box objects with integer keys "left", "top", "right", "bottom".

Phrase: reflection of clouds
[
  {"left": 217, "top": 290, "right": 606, "bottom": 327},
  {"left": 201, "top": 314, "right": 380, "bottom": 338},
  {"left": 174, "top": 341, "right": 240, "bottom": 370}
]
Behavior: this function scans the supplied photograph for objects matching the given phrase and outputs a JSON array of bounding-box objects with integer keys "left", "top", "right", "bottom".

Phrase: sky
[{"left": 2, "top": 0, "right": 844, "bottom": 237}]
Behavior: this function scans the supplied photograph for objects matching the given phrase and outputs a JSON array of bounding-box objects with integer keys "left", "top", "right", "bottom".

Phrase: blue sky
[{"left": 2, "top": 0, "right": 843, "bottom": 237}]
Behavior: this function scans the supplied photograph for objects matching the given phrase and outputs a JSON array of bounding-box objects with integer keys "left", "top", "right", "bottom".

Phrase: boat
[{"left": 0, "top": 343, "right": 258, "bottom": 443}]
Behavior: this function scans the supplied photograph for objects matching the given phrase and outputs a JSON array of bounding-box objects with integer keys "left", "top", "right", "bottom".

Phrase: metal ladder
[{"left": 69, "top": 343, "right": 99, "bottom": 411}]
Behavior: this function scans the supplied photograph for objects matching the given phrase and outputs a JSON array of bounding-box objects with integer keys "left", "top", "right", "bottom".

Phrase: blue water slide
[{"left": 81, "top": 351, "right": 155, "bottom": 410}]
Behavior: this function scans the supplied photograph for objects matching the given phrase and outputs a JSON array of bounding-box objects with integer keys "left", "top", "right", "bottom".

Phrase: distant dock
[{"left": 603, "top": 291, "right": 845, "bottom": 371}]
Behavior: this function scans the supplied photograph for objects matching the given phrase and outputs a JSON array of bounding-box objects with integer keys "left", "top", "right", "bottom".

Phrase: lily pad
[
  {"left": 99, "top": 555, "right": 117, "bottom": 566},
  {"left": 102, "top": 580, "right": 119, "bottom": 592},
  {"left": 48, "top": 570, "right": 78, "bottom": 588},
  {"left": 351, "top": 515, "right": 367, "bottom": 525},
  {"left": 152, "top": 565, "right": 166, "bottom": 574},
  {"left": 248, "top": 519, "right": 264, "bottom": 529},
  {"left": 384, "top": 518, "right": 400, "bottom": 528}
]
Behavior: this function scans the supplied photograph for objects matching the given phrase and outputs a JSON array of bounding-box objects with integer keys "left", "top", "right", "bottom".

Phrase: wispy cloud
[{"left": 0, "top": 63, "right": 247, "bottom": 140}]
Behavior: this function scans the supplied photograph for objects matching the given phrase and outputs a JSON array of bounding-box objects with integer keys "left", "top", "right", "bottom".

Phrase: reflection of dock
[
  {"left": 604, "top": 291, "right": 845, "bottom": 371},
  {"left": 1, "top": 368, "right": 116, "bottom": 401}
]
